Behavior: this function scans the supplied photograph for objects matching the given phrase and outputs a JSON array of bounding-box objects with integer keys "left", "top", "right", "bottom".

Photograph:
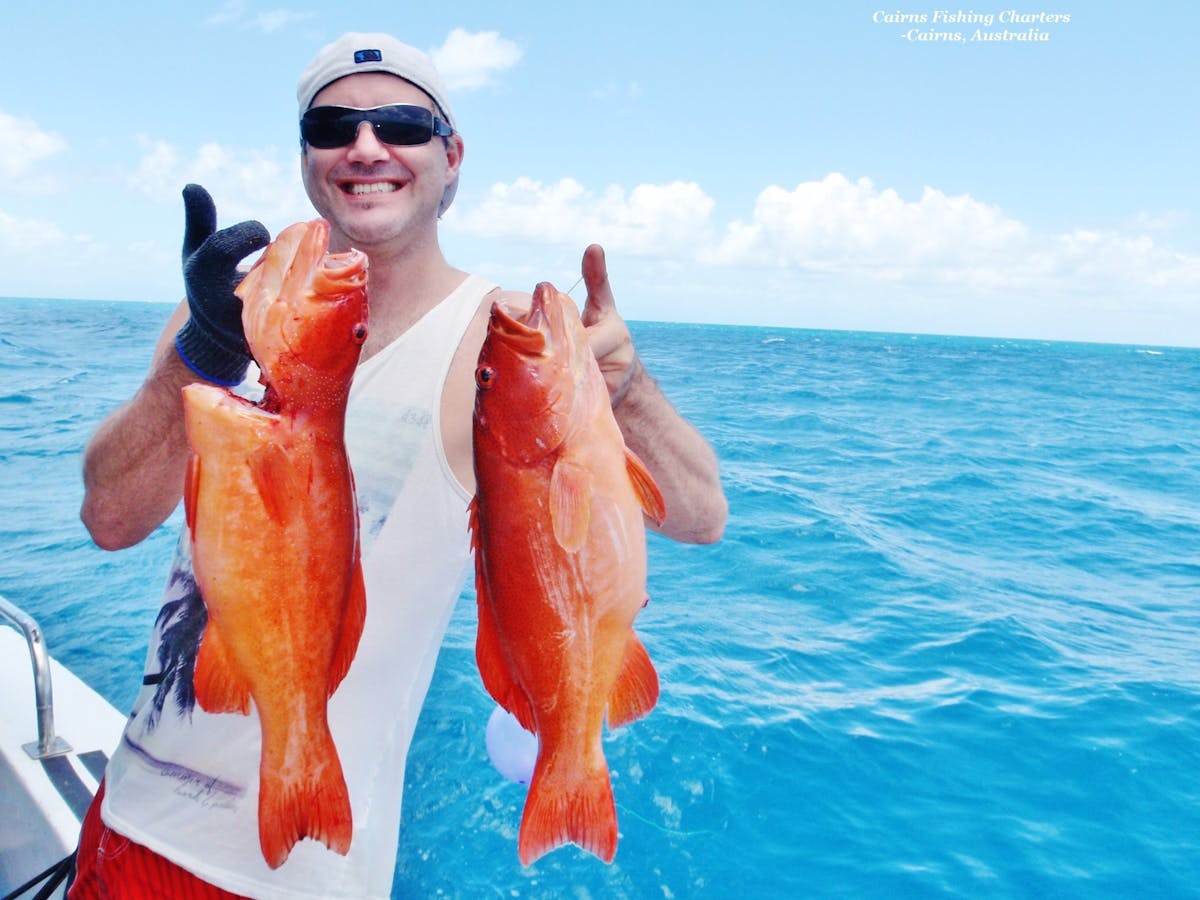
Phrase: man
[{"left": 72, "top": 32, "right": 726, "bottom": 898}]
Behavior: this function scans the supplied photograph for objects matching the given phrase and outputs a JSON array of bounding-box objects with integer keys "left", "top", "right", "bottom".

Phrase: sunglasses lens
[
  {"left": 301, "top": 105, "right": 440, "bottom": 148},
  {"left": 300, "top": 108, "right": 355, "bottom": 148},
  {"left": 371, "top": 106, "right": 435, "bottom": 145}
]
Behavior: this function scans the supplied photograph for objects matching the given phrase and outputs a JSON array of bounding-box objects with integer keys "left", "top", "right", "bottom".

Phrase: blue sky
[{"left": 1, "top": 1, "right": 1197, "bottom": 346}]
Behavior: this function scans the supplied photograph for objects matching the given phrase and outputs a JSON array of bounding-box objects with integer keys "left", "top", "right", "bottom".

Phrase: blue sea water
[{"left": 2, "top": 296, "right": 1199, "bottom": 898}]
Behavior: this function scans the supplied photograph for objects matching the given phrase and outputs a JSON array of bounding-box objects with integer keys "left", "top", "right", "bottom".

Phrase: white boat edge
[{"left": 1, "top": 617, "right": 126, "bottom": 898}]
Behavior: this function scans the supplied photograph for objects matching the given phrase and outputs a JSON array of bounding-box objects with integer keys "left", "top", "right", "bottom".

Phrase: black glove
[{"left": 174, "top": 184, "right": 271, "bottom": 385}]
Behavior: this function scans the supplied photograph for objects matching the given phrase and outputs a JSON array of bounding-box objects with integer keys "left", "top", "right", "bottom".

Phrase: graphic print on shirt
[
  {"left": 142, "top": 532, "right": 206, "bottom": 728},
  {"left": 121, "top": 532, "right": 247, "bottom": 808}
]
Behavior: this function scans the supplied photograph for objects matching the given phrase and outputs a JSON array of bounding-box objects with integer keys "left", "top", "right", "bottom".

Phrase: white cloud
[
  {"left": 701, "top": 173, "right": 1200, "bottom": 298},
  {"left": 432, "top": 29, "right": 523, "bottom": 92},
  {"left": 0, "top": 208, "right": 114, "bottom": 300},
  {"left": 591, "top": 81, "right": 643, "bottom": 103},
  {"left": 449, "top": 177, "right": 715, "bottom": 255},
  {"left": 254, "top": 9, "right": 316, "bottom": 32},
  {"left": 1041, "top": 228, "right": 1200, "bottom": 290},
  {"left": 129, "top": 136, "right": 312, "bottom": 232},
  {"left": 713, "top": 173, "right": 1028, "bottom": 276},
  {"left": 205, "top": 0, "right": 248, "bottom": 26},
  {"left": 204, "top": 1, "right": 313, "bottom": 32},
  {"left": 447, "top": 170, "right": 1200, "bottom": 338},
  {"left": 0, "top": 111, "right": 67, "bottom": 194},
  {"left": 0, "top": 207, "right": 66, "bottom": 252}
]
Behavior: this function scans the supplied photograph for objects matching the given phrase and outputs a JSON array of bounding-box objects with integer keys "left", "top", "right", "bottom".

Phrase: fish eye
[
  {"left": 352, "top": 323, "right": 368, "bottom": 344},
  {"left": 475, "top": 365, "right": 496, "bottom": 389}
]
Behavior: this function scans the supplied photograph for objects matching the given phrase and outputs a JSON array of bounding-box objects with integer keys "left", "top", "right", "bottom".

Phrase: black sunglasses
[{"left": 300, "top": 103, "right": 454, "bottom": 149}]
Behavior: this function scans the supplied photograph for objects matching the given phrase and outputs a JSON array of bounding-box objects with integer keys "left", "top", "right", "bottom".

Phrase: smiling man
[{"left": 73, "top": 32, "right": 726, "bottom": 899}]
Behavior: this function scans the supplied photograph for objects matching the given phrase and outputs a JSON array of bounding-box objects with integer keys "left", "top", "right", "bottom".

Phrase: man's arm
[
  {"left": 581, "top": 245, "right": 727, "bottom": 545},
  {"left": 81, "top": 303, "right": 195, "bottom": 550},
  {"left": 81, "top": 184, "right": 270, "bottom": 551}
]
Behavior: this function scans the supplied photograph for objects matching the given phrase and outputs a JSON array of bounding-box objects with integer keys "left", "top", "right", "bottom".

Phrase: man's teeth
[{"left": 347, "top": 182, "right": 399, "bottom": 195}]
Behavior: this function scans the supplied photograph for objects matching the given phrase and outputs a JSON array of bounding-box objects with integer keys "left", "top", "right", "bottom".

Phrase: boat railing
[{"left": 0, "top": 593, "right": 73, "bottom": 760}]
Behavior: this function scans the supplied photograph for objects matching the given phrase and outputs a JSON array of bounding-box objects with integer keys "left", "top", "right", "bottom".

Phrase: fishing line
[{"left": 615, "top": 802, "right": 710, "bottom": 838}]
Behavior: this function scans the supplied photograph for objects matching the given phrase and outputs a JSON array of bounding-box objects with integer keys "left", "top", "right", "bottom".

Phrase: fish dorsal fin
[
  {"left": 248, "top": 442, "right": 297, "bottom": 524},
  {"left": 625, "top": 448, "right": 666, "bottom": 525},
  {"left": 327, "top": 556, "right": 366, "bottom": 697},
  {"left": 606, "top": 631, "right": 659, "bottom": 728},
  {"left": 550, "top": 456, "right": 593, "bottom": 553}
]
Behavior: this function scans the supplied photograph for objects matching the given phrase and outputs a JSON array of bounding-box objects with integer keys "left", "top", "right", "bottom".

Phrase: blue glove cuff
[{"left": 175, "top": 318, "right": 250, "bottom": 386}]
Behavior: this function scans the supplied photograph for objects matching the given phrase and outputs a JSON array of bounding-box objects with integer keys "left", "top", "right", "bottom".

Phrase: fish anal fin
[
  {"left": 606, "top": 631, "right": 660, "bottom": 729},
  {"left": 327, "top": 557, "right": 366, "bottom": 697},
  {"left": 248, "top": 442, "right": 295, "bottom": 525},
  {"left": 518, "top": 761, "right": 618, "bottom": 866},
  {"left": 257, "top": 728, "right": 352, "bottom": 868},
  {"left": 193, "top": 621, "right": 252, "bottom": 716},
  {"left": 503, "top": 688, "right": 537, "bottom": 737},
  {"left": 625, "top": 448, "right": 666, "bottom": 525},
  {"left": 550, "top": 457, "right": 593, "bottom": 553},
  {"left": 474, "top": 563, "right": 537, "bottom": 734}
]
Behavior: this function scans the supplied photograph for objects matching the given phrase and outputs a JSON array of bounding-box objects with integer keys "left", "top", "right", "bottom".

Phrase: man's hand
[
  {"left": 173, "top": 184, "right": 270, "bottom": 386},
  {"left": 581, "top": 243, "right": 642, "bottom": 407},
  {"left": 577, "top": 243, "right": 728, "bottom": 543}
]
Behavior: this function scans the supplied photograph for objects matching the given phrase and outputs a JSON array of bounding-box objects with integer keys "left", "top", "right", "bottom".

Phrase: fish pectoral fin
[
  {"left": 606, "top": 632, "right": 660, "bottom": 729},
  {"left": 248, "top": 442, "right": 297, "bottom": 524},
  {"left": 327, "top": 557, "right": 366, "bottom": 697},
  {"left": 474, "top": 568, "right": 537, "bottom": 733},
  {"left": 468, "top": 495, "right": 484, "bottom": 555},
  {"left": 625, "top": 448, "right": 666, "bottom": 526},
  {"left": 550, "top": 457, "right": 593, "bottom": 553},
  {"left": 193, "top": 621, "right": 252, "bottom": 716},
  {"left": 184, "top": 452, "right": 201, "bottom": 534}
]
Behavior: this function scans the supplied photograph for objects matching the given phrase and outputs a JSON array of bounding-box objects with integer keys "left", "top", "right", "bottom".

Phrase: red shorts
[{"left": 69, "top": 782, "right": 249, "bottom": 900}]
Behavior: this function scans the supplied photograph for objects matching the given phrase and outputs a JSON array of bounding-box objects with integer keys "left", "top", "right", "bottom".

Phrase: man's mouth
[{"left": 342, "top": 181, "right": 401, "bottom": 196}]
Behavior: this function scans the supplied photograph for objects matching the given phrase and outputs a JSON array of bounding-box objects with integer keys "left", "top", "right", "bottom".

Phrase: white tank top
[{"left": 101, "top": 274, "right": 496, "bottom": 898}]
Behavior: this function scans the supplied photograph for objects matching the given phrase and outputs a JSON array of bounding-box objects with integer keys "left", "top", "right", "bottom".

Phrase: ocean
[{"left": 1, "top": 296, "right": 1198, "bottom": 898}]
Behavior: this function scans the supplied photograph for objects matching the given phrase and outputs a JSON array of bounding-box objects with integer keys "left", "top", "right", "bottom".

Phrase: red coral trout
[
  {"left": 470, "top": 282, "right": 666, "bottom": 865},
  {"left": 181, "top": 219, "right": 368, "bottom": 868}
]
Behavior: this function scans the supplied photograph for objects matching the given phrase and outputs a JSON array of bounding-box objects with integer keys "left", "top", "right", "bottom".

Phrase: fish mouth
[
  {"left": 236, "top": 219, "right": 330, "bottom": 303},
  {"left": 489, "top": 298, "right": 547, "bottom": 354},
  {"left": 238, "top": 220, "right": 366, "bottom": 308},
  {"left": 312, "top": 247, "right": 368, "bottom": 299}
]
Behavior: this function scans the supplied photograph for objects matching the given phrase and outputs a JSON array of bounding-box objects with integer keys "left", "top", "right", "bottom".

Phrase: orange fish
[
  {"left": 181, "top": 219, "right": 369, "bottom": 869},
  {"left": 470, "top": 282, "right": 666, "bottom": 865}
]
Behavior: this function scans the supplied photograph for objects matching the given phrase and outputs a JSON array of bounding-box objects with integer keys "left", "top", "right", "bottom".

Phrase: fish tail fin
[
  {"left": 607, "top": 631, "right": 660, "bottom": 728},
  {"left": 518, "top": 756, "right": 618, "bottom": 866},
  {"left": 258, "top": 726, "right": 352, "bottom": 869}
]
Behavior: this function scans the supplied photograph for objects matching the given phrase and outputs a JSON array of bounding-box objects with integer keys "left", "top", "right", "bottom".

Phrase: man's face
[{"left": 300, "top": 72, "right": 462, "bottom": 254}]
